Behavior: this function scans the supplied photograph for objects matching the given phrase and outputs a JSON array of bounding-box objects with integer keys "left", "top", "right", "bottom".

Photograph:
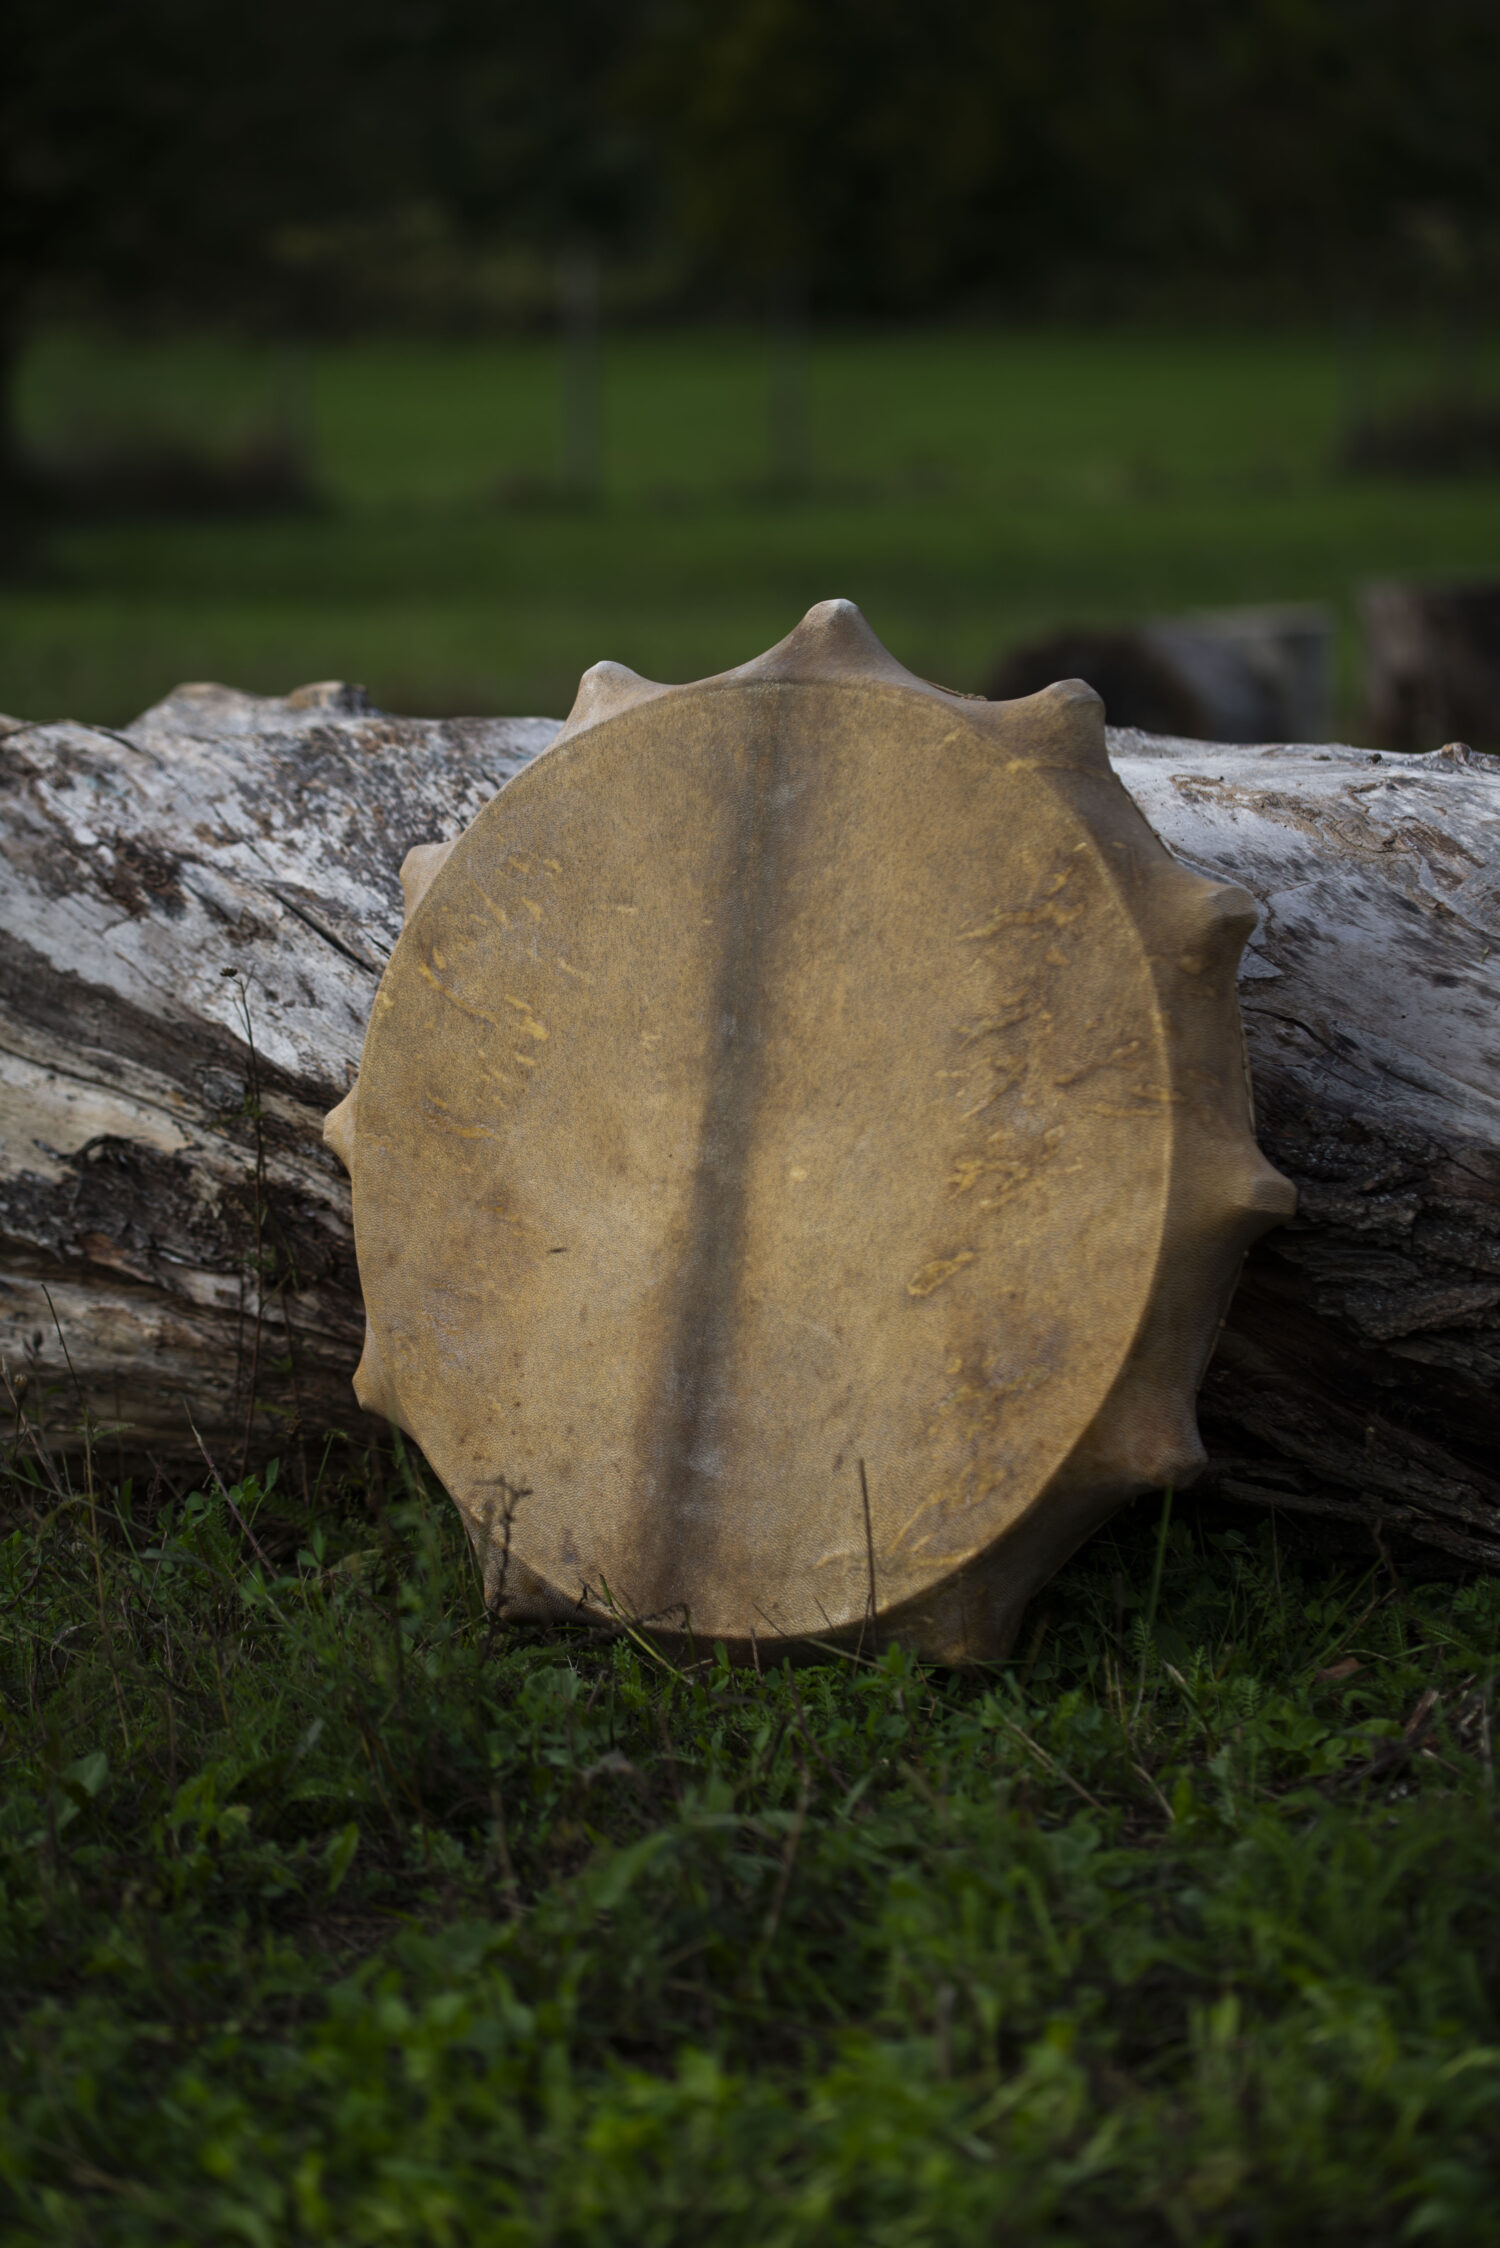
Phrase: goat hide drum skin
[{"left": 325, "top": 601, "right": 1294, "bottom": 1662}]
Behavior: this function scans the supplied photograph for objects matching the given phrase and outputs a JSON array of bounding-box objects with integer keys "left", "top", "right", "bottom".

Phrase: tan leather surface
[{"left": 333, "top": 602, "right": 1293, "bottom": 1659}]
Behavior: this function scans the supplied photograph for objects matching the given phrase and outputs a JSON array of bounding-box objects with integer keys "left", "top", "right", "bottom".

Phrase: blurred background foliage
[
  {"left": 3, "top": 0, "right": 1500, "bottom": 721},
  {"left": 10, "top": 0, "right": 1500, "bottom": 336}
]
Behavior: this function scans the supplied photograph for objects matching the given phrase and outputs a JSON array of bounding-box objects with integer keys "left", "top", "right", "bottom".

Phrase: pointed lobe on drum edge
[
  {"left": 322, "top": 1085, "right": 357, "bottom": 1172},
  {"left": 399, "top": 839, "right": 456, "bottom": 924},
  {"left": 557, "top": 661, "right": 668, "bottom": 742}
]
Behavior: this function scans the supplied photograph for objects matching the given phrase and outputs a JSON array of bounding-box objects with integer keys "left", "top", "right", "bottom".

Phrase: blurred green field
[{"left": 6, "top": 325, "right": 1500, "bottom": 729}]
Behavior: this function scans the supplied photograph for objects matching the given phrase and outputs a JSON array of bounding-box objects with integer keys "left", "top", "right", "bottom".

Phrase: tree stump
[
  {"left": 1362, "top": 581, "right": 1500, "bottom": 753},
  {"left": 2, "top": 674, "right": 1497, "bottom": 1572},
  {"left": 988, "top": 607, "right": 1332, "bottom": 745}
]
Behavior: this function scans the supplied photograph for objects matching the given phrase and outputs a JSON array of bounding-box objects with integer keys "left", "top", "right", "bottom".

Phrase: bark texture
[
  {"left": 0, "top": 681, "right": 552, "bottom": 1478},
  {"left": 1, "top": 683, "right": 1497, "bottom": 1569},
  {"left": 1114, "top": 729, "right": 1500, "bottom": 1570}
]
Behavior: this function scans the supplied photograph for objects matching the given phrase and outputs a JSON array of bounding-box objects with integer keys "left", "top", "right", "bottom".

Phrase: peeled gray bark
[
  {"left": 0, "top": 682, "right": 553, "bottom": 1482},
  {"left": 1, "top": 682, "right": 1497, "bottom": 1567},
  {"left": 1114, "top": 730, "right": 1500, "bottom": 1570}
]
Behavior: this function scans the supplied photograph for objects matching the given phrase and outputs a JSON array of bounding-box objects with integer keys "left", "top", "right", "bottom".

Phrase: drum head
[{"left": 343, "top": 603, "right": 1291, "bottom": 1658}]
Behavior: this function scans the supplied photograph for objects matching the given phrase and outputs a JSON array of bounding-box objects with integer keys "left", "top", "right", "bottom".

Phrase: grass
[
  {"left": 7, "top": 323, "right": 1500, "bottom": 727},
  {"left": 6, "top": 323, "right": 1500, "bottom": 2237},
  {"left": 2, "top": 1417, "right": 1499, "bottom": 2244}
]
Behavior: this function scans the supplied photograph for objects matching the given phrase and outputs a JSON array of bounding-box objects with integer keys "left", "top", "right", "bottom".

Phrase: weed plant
[{"left": 1, "top": 1427, "right": 1499, "bottom": 2245}]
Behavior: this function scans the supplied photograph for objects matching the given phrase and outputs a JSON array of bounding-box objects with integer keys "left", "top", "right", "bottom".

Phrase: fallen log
[
  {"left": 0, "top": 681, "right": 552, "bottom": 1485},
  {"left": 1, "top": 679, "right": 1497, "bottom": 1570},
  {"left": 1113, "top": 728, "right": 1500, "bottom": 1572}
]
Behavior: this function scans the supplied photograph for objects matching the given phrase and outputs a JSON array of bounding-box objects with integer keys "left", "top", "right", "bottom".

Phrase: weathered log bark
[
  {"left": 0, "top": 682, "right": 552, "bottom": 1481},
  {"left": 1, "top": 682, "right": 1497, "bottom": 1568},
  {"left": 1114, "top": 729, "right": 1500, "bottom": 1571}
]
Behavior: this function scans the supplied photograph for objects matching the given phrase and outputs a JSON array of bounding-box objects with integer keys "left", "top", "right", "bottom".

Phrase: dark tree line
[
  {"left": 5, "top": 0, "right": 1500, "bottom": 525},
  {"left": 11, "top": 0, "right": 1500, "bottom": 321},
  {"left": 634, "top": 0, "right": 1500, "bottom": 311}
]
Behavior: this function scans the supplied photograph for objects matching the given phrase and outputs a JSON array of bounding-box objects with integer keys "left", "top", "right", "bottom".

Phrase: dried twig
[
  {"left": 759, "top": 1764, "right": 813, "bottom": 1949},
  {"left": 857, "top": 1457, "right": 878, "bottom": 1661},
  {"left": 181, "top": 1397, "right": 273, "bottom": 1569},
  {"left": 997, "top": 1710, "right": 1106, "bottom": 1814}
]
